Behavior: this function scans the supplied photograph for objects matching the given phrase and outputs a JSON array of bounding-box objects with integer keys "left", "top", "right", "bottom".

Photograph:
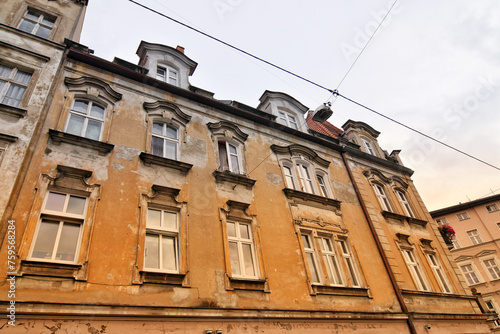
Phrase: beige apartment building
[
  {"left": 431, "top": 193, "right": 500, "bottom": 330},
  {"left": 0, "top": 1, "right": 494, "bottom": 333}
]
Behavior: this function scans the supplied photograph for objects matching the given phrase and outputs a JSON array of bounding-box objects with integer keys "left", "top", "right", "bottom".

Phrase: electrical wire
[{"left": 127, "top": 0, "right": 500, "bottom": 172}]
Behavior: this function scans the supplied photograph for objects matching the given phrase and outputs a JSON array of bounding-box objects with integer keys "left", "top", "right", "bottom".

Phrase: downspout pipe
[{"left": 340, "top": 147, "right": 417, "bottom": 334}]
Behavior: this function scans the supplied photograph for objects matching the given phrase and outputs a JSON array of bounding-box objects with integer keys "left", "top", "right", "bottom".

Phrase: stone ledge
[
  {"left": 49, "top": 129, "right": 114, "bottom": 155},
  {"left": 140, "top": 152, "right": 193, "bottom": 175}
]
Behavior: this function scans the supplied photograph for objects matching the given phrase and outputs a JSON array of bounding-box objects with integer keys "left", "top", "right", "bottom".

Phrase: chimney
[{"left": 176, "top": 45, "right": 185, "bottom": 54}]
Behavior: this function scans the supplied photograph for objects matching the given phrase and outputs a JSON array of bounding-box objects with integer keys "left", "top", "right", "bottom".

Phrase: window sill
[
  {"left": 0, "top": 103, "right": 27, "bottom": 118},
  {"left": 283, "top": 188, "right": 341, "bottom": 210},
  {"left": 214, "top": 170, "right": 256, "bottom": 189},
  {"left": 226, "top": 276, "right": 269, "bottom": 292},
  {"left": 49, "top": 129, "right": 114, "bottom": 155},
  {"left": 19, "top": 260, "right": 83, "bottom": 280},
  {"left": 382, "top": 211, "right": 427, "bottom": 226},
  {"left": 139, "top": 271, "right": 186, "bottom": 285},
  {"left": 139, "top": 152, "right": 193, "bottom": 175},
  {"left": 312, "top": 284, "right": 370, "bottom": 297}
]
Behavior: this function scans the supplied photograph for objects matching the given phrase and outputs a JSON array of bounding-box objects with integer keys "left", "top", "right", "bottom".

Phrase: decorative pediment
[
  {"left": 271, "top": 144, "right": 330, "bottom": 169},
  {"left": 149, "top": 185, "right": 181, "bottom": 207},
  {"left": 207, "top": 121, "right": 248, "bottom": 143},
  {"left": 65, "top": 76, "right": 122, "bottom": 104},
  {"left": 395, "top": 233, "right": 413, "bottom": 248},
  {"left": 391, "top": 176, "right": 409, "bottom": 190},
  {"left": 294, "top": 217, "right": 346, "bottom": 232},
  {"left": 143, "top": 100, "right": 191, "bottom": 124},
  {"left": 420, "top": 238, "right": 434, "bottom": 251},
  {"left": 455, "top": 255, "right": 473, "bottom": 262},
  {"left": 222, "top": 200, "right": 253, "bottom": 222},
  {"left": 363, "top": 168, "right": 391, "bottom": 184},
  {"left": 476, "top": 250, "right": 497, "bottom": 258}
]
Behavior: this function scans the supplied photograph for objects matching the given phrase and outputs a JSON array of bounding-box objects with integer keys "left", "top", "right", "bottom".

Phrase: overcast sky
[{"left": 80, "top": 0, "right": 500, "bottom": 211}]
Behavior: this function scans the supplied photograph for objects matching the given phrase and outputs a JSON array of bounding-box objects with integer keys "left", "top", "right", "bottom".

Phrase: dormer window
[
  {"left": 156, "top": 65, "right": 178, "bottom": 86},
  {"left": 362, "top": 138, "right": 376, "bottom": 156},
  {"left": 278, "top": 110, "right": 298, "bottom": 129}
]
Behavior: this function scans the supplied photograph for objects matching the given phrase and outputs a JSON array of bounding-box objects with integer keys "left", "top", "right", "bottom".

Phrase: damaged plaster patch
[
  {"left": 184, "top": 136, "right": 207, "bottom": 167},
  {"left": 114, "top": 145, "right": 141, "bottom": 161},
  {"left": 266, "top": 173, "right": 282, "bottom": 186},
  {"left": 172, "top": 287, "right": 191, "bottom": 304},
  {"left": 213, "top": 269, "right": 238, "bottom": 307},
  {"left": 111, "top": 163, "right": 124, "bottom": 170}
]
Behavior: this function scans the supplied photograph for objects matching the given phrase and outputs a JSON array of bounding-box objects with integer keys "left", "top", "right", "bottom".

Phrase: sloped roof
[{"left": 306, "top": 112, "right": 343, "bottom": 139}]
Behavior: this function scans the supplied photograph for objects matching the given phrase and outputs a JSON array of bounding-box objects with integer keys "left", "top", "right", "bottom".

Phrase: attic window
[
  {"left": 156, "top": 66, "right": 178, "bottom": 86},
  {"left": 277, "top": 111, "right": 298, "bottom": 129}
]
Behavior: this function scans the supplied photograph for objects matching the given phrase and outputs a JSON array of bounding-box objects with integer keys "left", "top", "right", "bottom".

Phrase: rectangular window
[
  {"left": 467, "top": 229, "right": 483, "bottom": 245},
  {"left": 65, "top": 100, "right": 106, "bottom": 141},
  {"left": 484, "top": 259, "right": 500, "bottom": 280},
  {"left": 0, "top": 64, "right": 32, "bottom": 107},
  {"left": 301, "top": 233, "right": 321, "bottom": 284},
  {"left": 283, "top": 165, "right": 296, "bottom": 190},
  {"left": 218, "top": 141, "right": 241, "bottom": 174},
  {"left": 151, "top": 122, "right": 178, "bottom": 160},
  {"left": 457, "top": 212, "right": 470, "bottom": 221},
  {"left": 297, "top": 164, "right": 314, "bottom": 194},
  {"left": 318, "top": 236, "right": 343, "bottom": 286},
  {"left": 396, "top": 191, "right": 415, "bottom": 217},
  {"left": 402, "top": 249, "right": 429, "bottom": 291},
  {"left": 30, "top": 191, "right": 87, "bottom": 263},
  {"left": 374, "top": 184, "right": 392, "bottom": 211},
  {"left": 460, "top": 264, "right": 480, "bottom": 285},
  {"left": 487, "top": 204, "right": 499, "bottom": 213},
  {"left": 338, "top": 239, "right": 361, "bottom": 287},
  {"left": 144, "top": 208, "right": 178, "bottom": 272},
  {"left": 362, "top": 139, "right": 375, "bottom": 155},
  {"left": 18, "top": 9, "right": 56, "bottom": 39},
  {"left": 427, "top": 253, "right": 452, "bottom": 293},
  {"left": 484, "top": 300, "right": 500, "bottom": 326},
  {"left": 156, "top": 66, "right": 178, "bottom": 86},
  {"left": 226, "top": 221, "right": 258, "bottom": 278},
  {"left": 436, "top": 217, "right": 448, "bottom": 225},
  {"left": 452, "top": 237, "right": 461, "bottom": 249},
  {"left": 277, "top": 111, "right": 298, "bottom": 129},
  {"left": 316, "top": 174, "right": 329, "bottom": 197}
]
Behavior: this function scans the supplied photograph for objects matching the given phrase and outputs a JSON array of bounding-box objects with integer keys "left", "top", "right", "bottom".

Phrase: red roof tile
[{"left": 306, "top": 112, "right": 343, "bottom": 139}]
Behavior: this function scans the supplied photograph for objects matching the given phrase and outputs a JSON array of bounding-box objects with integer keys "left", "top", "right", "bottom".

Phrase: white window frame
[
  {"left": 435, "top": 217, "right": 448, "bottom": 226},
  {"left": 316, "top": 173, "right": 330, "bottom": 198},
  {"left": 452, "top": 236, "right": 461, "bottom": 249},
  {"left": 156, "top": 65, "right": 178, "bottom": 86},
  {"left": 426, "top": 253, "right": 452, "bottom": 293},
  {"left": 318, "top": 236, "right": 344, "bottom": 286},
  {"left": 361, "top": 138, "right": 376, "bottom": 156},
  {"left": 374, "top": 183, "right": 392, "bottom": 212},
  {"left": 296, "top": 163, "right": 315, "bottom": 194},
  {"left": 65, "top": 99, "right": 106, "bottom": 141},
  {"left": 283, "top": 165, "right": 296, "bottom": 190},
  {"left": 277, "top": 110, "right": 298, "bottom": 129},
  {"left": 217, "top": 140, "right": 243, "bottom": 174},
  {"left": 467, "top": 229, "right": 483, "bottom": 245},
  {"left": 226, "top": 221, "right": 259, "bottom": 279},
  {"left": 144, "top": 207, "right": 179, "bottom": 273},
  {"left": 151, "top": 122, "right": 179, "bottom": 160},
  {"left": 482, "top": 258, "right": 500, "bottom": 281},
  {"left": 460, "top": 263, "right": 482, "bottom": 285},
  {"left": 457, "top": 212, "right": 470, "bottom": 221},
  {"left": 18, "top": 9, "right": 56, "bottom": 39},
  {"left": 0, "top": 64, "right": 32, "bottom": 108},
  {"left": 484, "top": 299, "right": 500, "bottom": 326},
  {"left": 396, "top": 190, "right": 415, "bottom": 218},
  {"left": 338, "top": 238, "right": 362, "bottom": 287},
  {"left": 301, "top": 232, "right": 322, "bottom": 284},
  {"left": 402, "top": 249, "right": 429, "bottom": 291},
  {"left": 28, "top": 191, "right": 87, "bottom": 264},
  {"left": 487, "top": 204, "right": 499, "bottom": 213}
]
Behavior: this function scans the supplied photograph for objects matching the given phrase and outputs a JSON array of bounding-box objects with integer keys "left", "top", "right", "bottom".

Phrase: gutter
[{"left": 340, "top": 147, "right": 417, "bottom": 334}]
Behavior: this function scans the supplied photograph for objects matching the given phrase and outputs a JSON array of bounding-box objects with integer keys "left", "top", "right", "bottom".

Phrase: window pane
[
  {"left": 230, "top": 154, "right": 240, "bottom": 173},
  {"left": 72, "top": 100, "right": 88, "bottom": 114},
  {"left": 301, "top": 234, "right": 311, "bottom": 248},
  {"left": 145, "top": 234, "right": 159, "bottom": 269},
  {"left": 226, "top": 222, "right": 236, "bottom": 237},
  {"left": 151, "top": 136, "right": 164, "bottom": 156},
  {"left": 0, "top": 65, "right": 12, "bottom": 78},
  {"left": 164, "top": 141, "right": 176, "bottom": 160},
  {"left": 41, "top": 16, "right": 55, "bottom": 26},
  {"left": 25, "top": 11, "right": 40, "bottom": 20},
  {"left": 306, "top": 253, "right": 320, "bottom": 283},
  {"left": 166, "top": 126, "right": 177, "bottom": 139},
  {"left": 218, "top": 141, "right": 228, "bottom": 171},
  {"left": 66, "top": 195, "right": 86, "bottom": 215},
  {"left": 89, "top": 103, "right": 105, "bottom": 119},
  {"left": 18, "top": 20, "right": 36, "bottom": 33},
  {"left": 0, "top": 80, "right": 5, "bottom": 93},
  {"left": 31, "top": 220, "right": 59, "bottom": 259},
  {"left": 239, "top": 224, "right": 250, "bottom": 239},
  {"left": 228, "top": 242, "right": 241, "bottom": 275},
  {"left": 3, "top": 85, "right": 26, "bottom": 107},
  {"left": 36, "top": 25, "right": 51, "bottom": 39},
  {"left": 242, "top": 243, "right": 255, "bottom": 276},
  {"left": 45, "top": 192, "right": 66, "bottom": 212},
  {"left": 13, "top": 70, "right": 32, "bottom": 84},
  {"left": 163, "top": 211, "right": 176, "bottom": 230},
  {"left": 152, "top": 122, "right": 164, "bottom": 135},
  {"left": 66, "top": 114, "right": 84, "bottom": 136},
  {"left": 56, "top": 222, "right": 80, "bottom": 261},
  {"left": 85, "top": 119, "right": 102, "bottom": 140},
  {"left": 161, "top": 236, "right": 177, "bottom": 271},
  {"left": 147, "top": 209, "right": 161, "bottom": 227}
]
